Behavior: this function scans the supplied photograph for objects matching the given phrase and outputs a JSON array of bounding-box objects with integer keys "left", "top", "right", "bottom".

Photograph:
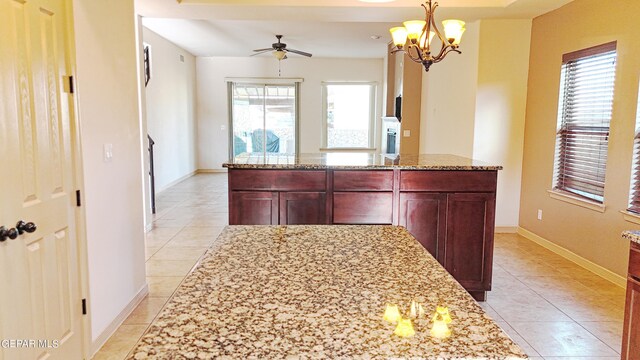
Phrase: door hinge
[
  {"left": 82, "top": 298, "right": 87, "bottom": 315},
  {"left": 76, "top": 190, "right": 81, "bottom": 207},
  {"left": 63, "top": 75, "right": 74, "bottom": 94}
]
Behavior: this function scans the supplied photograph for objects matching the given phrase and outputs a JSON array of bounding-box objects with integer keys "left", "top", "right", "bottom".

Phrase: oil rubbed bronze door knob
[
  {"left": 16, "top": 220, "right": 37, "bottom": 235},
  {"left": 0, "top": 226, "right": 18, "bottom": 241}
]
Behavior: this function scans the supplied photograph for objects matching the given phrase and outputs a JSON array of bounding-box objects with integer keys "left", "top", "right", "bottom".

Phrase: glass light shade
[
  {"left": 418, "top": 31, "right": 436, "bottom": 48},
  {"left": 403, "top": 20, "right": 426, "bottom": 40},
  {"left": 389, "top": 27, "right": 408, "bottom": 47},
  {"left": 394, "top": 318, "right": 416, "bottom": 338},
  {"left": 273, "top": 50, "right": 287, "bottom": 60},
  {"left": 383, "top": 304, "right": 401, "bottom": 323},
  {"left": 442, "top": 19, "right": 466, "bottom": 45}
]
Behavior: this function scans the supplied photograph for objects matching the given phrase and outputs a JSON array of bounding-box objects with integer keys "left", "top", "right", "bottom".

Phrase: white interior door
[{"left": 0, "top": 0, "right": 84, "bottom": 359}]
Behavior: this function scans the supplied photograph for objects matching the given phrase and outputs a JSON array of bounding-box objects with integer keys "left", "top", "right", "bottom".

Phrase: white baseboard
[
  {"left": 156, "top": 171, "right": 197, "bottom": 194},
  {"left": 495, "top": 226, "right": 518, "bottom": 233},
  {"left": 197, "top": 169, "right": 228, "bottom": 173},
  {"left": 91, "top": 283, "right": 149, "bottom": 356},
  {"left": 516, "top": 227, "right": 626, "bottom": 288}
]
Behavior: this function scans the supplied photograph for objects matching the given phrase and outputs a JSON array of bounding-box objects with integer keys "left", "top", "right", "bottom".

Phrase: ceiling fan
[{"left": 251, "top": 35, "right": 313, "bottom": 60}]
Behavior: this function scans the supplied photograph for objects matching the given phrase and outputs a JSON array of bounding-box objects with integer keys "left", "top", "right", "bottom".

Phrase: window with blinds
[
  {"left": 552, "top": 42, "right": 617, "bottom": 204},
  {"left": 628, "top": 85, "right": 640, "bottom": 213}
]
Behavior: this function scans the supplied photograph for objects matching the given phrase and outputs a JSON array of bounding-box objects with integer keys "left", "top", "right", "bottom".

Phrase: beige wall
[
  {"left": 72, "top": 0, "right": 147, "bottom": 348},
  {"left": 143, "top": 27, "right": 197, "bottom": 192},
  {"left": 419, "top": 20, "right": 531, "bottom": 228},
  {"left": 474, "top": 19, "right": 531, "bottom": 228},
  {"left": 420, "top": 21, "right": 480, "bottom": 158},
  {"left": 519, "top": 0, "right": 640, "bottom": 276}
]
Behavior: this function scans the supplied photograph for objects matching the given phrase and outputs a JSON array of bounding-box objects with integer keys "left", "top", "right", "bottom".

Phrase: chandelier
[{"left": 389, "top": 0, "right": 465, "bottom": 72}]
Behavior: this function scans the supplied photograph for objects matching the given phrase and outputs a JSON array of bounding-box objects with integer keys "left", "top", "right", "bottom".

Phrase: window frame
[
  {"left": 627, "top": 81, "right": 640, "bottom": 215},
  {"left": 550, "top": 41, "right": 617, "bottom": 207},
  {"left": 320, "top": 81, "right": 377, "bottom": 151}
]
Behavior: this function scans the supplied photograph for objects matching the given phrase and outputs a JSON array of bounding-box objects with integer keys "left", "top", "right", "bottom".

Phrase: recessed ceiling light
[{"left": 371, "top": 35, "right": 382, "bottom": 40}]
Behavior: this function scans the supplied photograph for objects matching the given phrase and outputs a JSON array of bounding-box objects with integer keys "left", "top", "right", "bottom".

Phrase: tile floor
[{"left": 93, "top": 173, "right": 626, "bottom": 359}]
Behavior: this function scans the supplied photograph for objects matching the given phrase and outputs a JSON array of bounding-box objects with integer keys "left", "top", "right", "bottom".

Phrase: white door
[{"left": 0, "top": 0, "right": 85, "bottom": 359}]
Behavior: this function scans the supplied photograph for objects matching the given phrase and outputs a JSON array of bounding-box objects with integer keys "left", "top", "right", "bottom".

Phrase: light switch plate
[
  {"left": 403, "top": 130, "right": 411, "bottom": 137},
  {"left": 104, "top": 143, "right": 113, "bottom": 162}
]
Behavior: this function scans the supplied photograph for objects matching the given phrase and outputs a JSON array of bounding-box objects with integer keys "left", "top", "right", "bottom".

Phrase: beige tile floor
[{"left": 93, "top": 173, "right": 626, "bottom": 359}]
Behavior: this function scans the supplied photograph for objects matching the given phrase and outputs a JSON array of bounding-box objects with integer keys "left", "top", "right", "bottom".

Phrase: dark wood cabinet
[
  {"left": 279, "top": 192, "right": 326, "bottom": 225},
  {"left": 229, "top": 191, "right": 278, "bottom": 225},
  {"left": 228, "top": 168, "right": 498, "bottom": 300},
  {"left": 445, "top": 193, "right": 495, "bottom": 301},
  {"left": 622, "top": 242, "right": 640, "bottom": 359},
  {"left": 399, "top": 192, "right": 447, "bottom": 263}
]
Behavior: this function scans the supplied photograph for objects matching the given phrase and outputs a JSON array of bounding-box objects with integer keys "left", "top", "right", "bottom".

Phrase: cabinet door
[
  {"left": 398, "top": 193, "right": 447, "bottom": 264},
  {"left": 622, "top": 278, "right": 640, "bottom": 359},
  {"left": 279, "top": 192, "right": 327, "bottom": 225},
  {"left": 444, "top": 193, "right": 495, "bottom": 298},
  {"left": 229, "top": 191, "right": 279, "bottom": 225}
]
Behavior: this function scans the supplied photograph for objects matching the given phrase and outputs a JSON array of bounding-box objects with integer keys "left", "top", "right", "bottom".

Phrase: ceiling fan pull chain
[{"left": 278, "top": 60, "right": 281, "bottom": 77}]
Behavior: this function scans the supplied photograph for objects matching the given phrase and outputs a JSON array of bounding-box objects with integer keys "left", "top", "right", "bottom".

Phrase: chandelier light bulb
[
  {"left": 403, "top": 20, "right": 426, "bottom": 41},
  {"left": 389, "top": 27, "right": 408, "bottom": 48}
]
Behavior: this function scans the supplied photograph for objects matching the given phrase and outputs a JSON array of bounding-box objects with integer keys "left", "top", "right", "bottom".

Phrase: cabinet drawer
[
  {"left": 630, "top": 243, "right": 640, "bottom": 280},
  {"left": 229, "top": 169, "right": 326, "bottom": 191},
  {"left": 333, "top": 192, "right": 393, "bottom": 224},
  {"left": 334, "top": 170, "right": 393, "bottom": 191},
  {"left": 400, "top": 170, "right": 497, "bottom": 192}
]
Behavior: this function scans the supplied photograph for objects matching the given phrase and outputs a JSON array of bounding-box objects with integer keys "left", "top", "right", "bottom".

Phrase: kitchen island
[
  {"left": 128, "top": 226, "right": 525, "bottom": 359},
  {"left": 224, "top": 153, "right": 502, "bottom": 301}
]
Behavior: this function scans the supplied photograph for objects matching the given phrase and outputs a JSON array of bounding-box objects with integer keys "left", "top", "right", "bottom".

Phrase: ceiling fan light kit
[
  {"left": 389, "top": 0, "right": 465, "bottom": 72},
  {"left": 252, "top": 35, "right": 313, "bottom": 61}
]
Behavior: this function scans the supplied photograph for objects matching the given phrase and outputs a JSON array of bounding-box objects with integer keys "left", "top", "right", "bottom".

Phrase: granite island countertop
[
  {"left": 223, "top": 153, "right": 502, "bottom": 170},
  {"left": 622, "top": 230, "right": 640, "bottom": 245},
  {"left": 127, "top": 225, "right": 525, "bottom": 359}
]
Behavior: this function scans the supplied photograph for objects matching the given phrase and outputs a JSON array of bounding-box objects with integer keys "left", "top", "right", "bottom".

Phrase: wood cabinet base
[{"left": 622, "top": 242, "right": 640, "bottom": 359}]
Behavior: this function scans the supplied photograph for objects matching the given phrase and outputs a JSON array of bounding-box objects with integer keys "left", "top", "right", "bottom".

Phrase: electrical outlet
[{"left": 537, "top": 209, "right": 543, "bottom": 221}]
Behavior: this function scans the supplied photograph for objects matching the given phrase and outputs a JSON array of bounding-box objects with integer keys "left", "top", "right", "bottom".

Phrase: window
[
  {"left": 552, "top": 42, "right": 617, "bottom": 204},
  {"left": 322, "top": 82, "right": 376, "bottom": 149},
  {"left": 628, "top": 83, "right": 640, "bottom": 214},
  {"left": 228, "top": 80, "right": 299, "bottom": 157}
]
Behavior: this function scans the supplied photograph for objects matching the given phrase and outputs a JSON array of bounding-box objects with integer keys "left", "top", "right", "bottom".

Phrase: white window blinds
[{"left": 552, "top": 42, "right": 617, "bottom": 203}]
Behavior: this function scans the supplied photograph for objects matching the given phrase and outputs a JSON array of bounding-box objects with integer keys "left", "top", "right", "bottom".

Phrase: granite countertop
[
  {"left": 128, "top": 225, "right": 525, "bottom": 359},
  {"left": 223, "top": 153, "right": 502, "bottom": 170},
  {"left": 623, "top": 230, "right": 640, "bottom": 245}
]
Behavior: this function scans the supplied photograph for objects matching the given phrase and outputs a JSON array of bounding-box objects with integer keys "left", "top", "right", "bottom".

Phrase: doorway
[{"left": 228, "top": 81, "right": 300, "bottom": 157}]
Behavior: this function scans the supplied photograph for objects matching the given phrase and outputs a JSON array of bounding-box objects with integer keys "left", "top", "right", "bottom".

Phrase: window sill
[
  {"left": 547, "top": 190, "right": 606, "bottom": 213},
  {"left": 621, "top": 210, "right": 640, "bottom": 225},
  {"left": 319, "top": 148, "right": 377, "bottom": 152}
]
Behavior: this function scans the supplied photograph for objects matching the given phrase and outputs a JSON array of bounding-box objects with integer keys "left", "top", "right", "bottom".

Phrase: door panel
[
  {"left": 445, "top": 193, "right": 495, "bottom": 293},
  {"left": 1, "top": 0, "right": 83, "bottom": 359},
  {"left": 333, "top": 192, "right": 393, "bottom": 224},
  {"left": 230, "top": 191, "right": 279, "bottom": 225},
  {"left": 398, "top": 193, "right": 447, "bottom": 264},
  {"left": 279, "top": 192, "right": 326, "bottom": 225},
  {"left": 622, "top": 279, "right": 640, "bottom": 360}
]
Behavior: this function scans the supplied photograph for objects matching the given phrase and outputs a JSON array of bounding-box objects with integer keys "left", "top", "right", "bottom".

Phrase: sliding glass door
[{"left": 230, "top": 82, "right": 298, "bottom": 157}]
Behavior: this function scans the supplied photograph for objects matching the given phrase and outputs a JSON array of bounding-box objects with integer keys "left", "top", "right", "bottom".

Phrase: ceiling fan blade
[
  {"left": 286, "top": 48, "right": 312, "bottom": 57},
  {"left": 253, "top": 48, "right": 273, "bottom": 52},
  {"left": 250, "top": 50, "right": 271, "bottom": 57}
]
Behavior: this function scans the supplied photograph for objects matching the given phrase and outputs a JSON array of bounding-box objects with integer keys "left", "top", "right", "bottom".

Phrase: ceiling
[{"left": 137, "top": 0, "right": 573, "bottom": 58}]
